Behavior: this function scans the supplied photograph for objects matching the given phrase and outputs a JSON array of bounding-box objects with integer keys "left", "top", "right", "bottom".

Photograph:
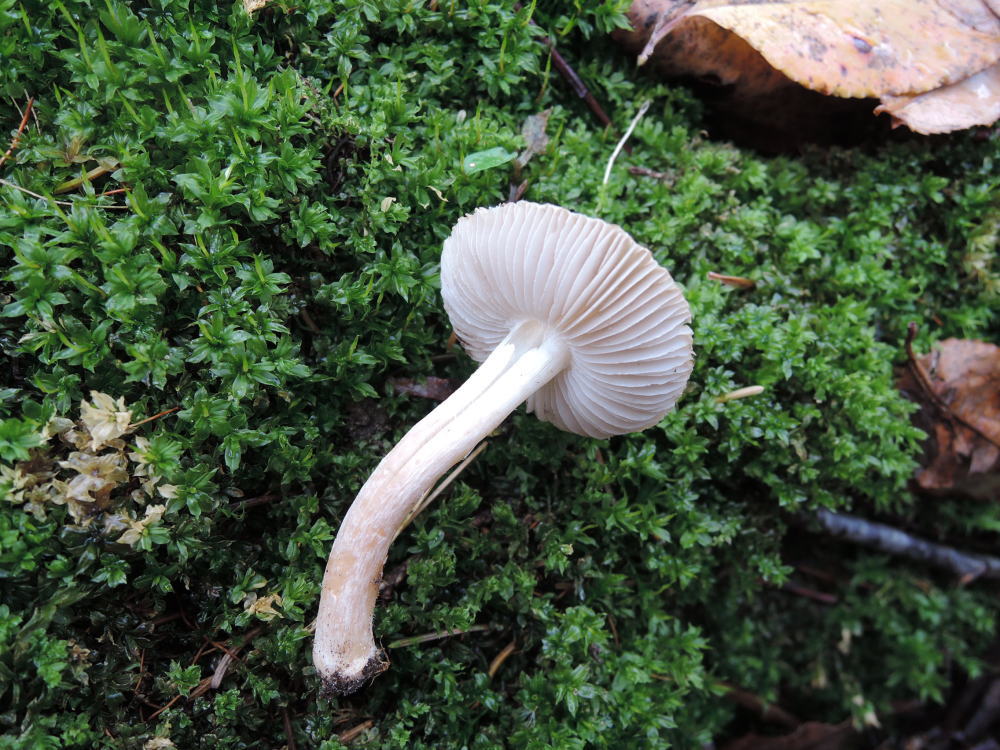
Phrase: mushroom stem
[{"left": 314, "top": 320, "right": 570, "bottom": 695}]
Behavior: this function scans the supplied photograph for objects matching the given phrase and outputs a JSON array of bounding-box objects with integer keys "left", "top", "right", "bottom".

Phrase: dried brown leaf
[
  {"left": 617, "top": 0, "right": 1000, "bottom": 134},
  {"left": 515, "top": 108, "right": 552, "bottom": 170},
  {"left": 876, "top": 60, "right": 1000, "bottom": 133},
  {"left": 899, "top": 338, "right": 1000, "bottom": 500}
]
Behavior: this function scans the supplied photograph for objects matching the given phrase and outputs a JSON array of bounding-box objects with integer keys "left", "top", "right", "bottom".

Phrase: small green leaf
[{"left": 462, "top": 147, "right": 515, "bottom": 175}]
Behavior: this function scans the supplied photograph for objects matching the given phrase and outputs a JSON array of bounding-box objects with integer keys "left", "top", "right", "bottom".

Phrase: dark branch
[{"left": 810, "top": 509, "right": 1000, "bottom": 584}]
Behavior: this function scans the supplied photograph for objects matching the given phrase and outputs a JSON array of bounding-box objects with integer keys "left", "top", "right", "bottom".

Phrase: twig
[
  {"left": 707, "top": 271, "right": 755, "bottom": 290},
  {"left": 300, "top": 309, "right": 321, "bottom": 333},
  {"left": 533, "top": 32, "right": 612, "bottom": 128},
  {"left": 512, "top": 4, "right": 622, "bottom": 146},
  {"left": 715, "top": 386, "right": 764, "bottom": 404},
  {"left": 237, "top": 493, "right": 281, "bottom": 510},
  {"left": 129, "top": 406, "right": 180, "bottom": 430},
  {"left": 906, "top": 323, "right": 1000, "bottom": 450},
  {"left": 0, "top": 177, "right": 131, "bottom": 210},
  {"left": 958, "top": 678, "right": 1000, "bottom": 743},
  {"left": 0, "top": 96, "right": 33, "bottom": 170},
  {"left": 54, "top": 163, "right": 115, "bottom": 194},
  {"left": 779, "top": 580, "right": 838, "bottom": 606},
  {"left": 204, "top": 626, "right": 264, "bottom": 692},
  {"left": 147, "top": 626, "right": 265, "bottom": 720},
  {"left": 283, "top": 707, "right": 298, "bottom": 750},
  {"left": 26, "top": 93, "right": 40, "bottom": 130},
  {"left": 488, "top": 641, "right": 517, "bottom": 679},
  {"left": 338, "top": 720, "right": 374, "bottom": 744},
  {"left": 132, "top": 648, "right": 149, "bottom": 699},
  {"left": 386, "top": 624, "right": 489, "bottom": 649},
  {"left": 717, "top": 681, "right": 801, "bottom": 729},
  {"left": 607, "top": 613, "right": 620, "bottom": 648},
  {"left": 147, "top": 694, "right": 182, "bottom": 720},
  {"left": 546, "top": 43, "right": 616, "bottom": 131},
  {"left": 602, "top": 100, "right": 650, "bottom": 186},
  {"left": 150, "top": 611, "right": 183, "bottom": 627},
  {"left": 508, "top": 179, "right": 529, "bottom": 202},
  {"left": 628, "top": 165, "right": 672, "bottom": 181},
  {"left": 810, "top": 509, "right": 1000, "bottom": 584},
  {"left": 189, "top": 639, "right": 215, "bottom": 666}
]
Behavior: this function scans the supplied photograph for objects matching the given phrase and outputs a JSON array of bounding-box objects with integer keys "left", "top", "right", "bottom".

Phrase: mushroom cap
[{"left": 441, "top": 202, "right": 693, "bottom": 439}]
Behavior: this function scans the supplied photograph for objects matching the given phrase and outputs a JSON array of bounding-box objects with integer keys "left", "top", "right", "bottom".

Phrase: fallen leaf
[
  {"left": 875, "top": 60, "right": 1000, "bottom": 133},
  {"left": 515, "top": 109, "right": 552, "bottom": 172},
  {"left": 898, "top": 338, "right": 1000, "bottom": 501},
  {"left": 463, "top": 147, "right": 516, "bottom": 175},
  {"left": 616, "top": 0, "right": 1000, "bottom": 135},
  {"left": 390, "top": 376, "right": 462, "bottom": 402},
  {"left": 721, "top": 721, "right": 859, "bottom": 750}
]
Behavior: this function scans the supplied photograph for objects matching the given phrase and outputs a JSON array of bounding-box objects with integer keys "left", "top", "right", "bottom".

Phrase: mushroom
[{"left": 313, "top": 202, "right": 693, "bottom": 695}]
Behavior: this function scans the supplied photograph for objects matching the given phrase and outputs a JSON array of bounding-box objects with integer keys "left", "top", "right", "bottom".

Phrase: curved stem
[{"left": 314, "top": 321, "right": 570, "bottom": 695}]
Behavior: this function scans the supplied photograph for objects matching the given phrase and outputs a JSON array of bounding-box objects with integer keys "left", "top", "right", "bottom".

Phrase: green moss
[{"left": 1, "top": 0, "right": 998, "bottom": 747}]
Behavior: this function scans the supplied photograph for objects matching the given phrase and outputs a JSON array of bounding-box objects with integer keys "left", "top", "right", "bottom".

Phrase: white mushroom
[{"left": 313, "top": 202, "right": 693, "bottom": 695}]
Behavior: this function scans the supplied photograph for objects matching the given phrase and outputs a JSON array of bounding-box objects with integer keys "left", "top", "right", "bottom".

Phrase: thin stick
[
  {"left": 0, "top": 96, "right": 33, "bottom": 170},
  {"left": 779, "top": 580, "right": 838, "bottom": 605},
  {"left": 338, "top": 721, "right": 374, "bottom": 744},
  {"left": 283, "top": 708, "right": 298, "bottom": 750},
  {"left": 26, "top": 93, "right": 40, "bottom": 130},
  {"left": 386, "top": 624, "right": 489, "bottom": 649},
  {"left": 602, "top": 100, "right": 650, "bottom": 186},
  {"left": 717, "top": 680, "right": 801, "bottom": 728},
  {"left": 715, "top": 386, "right": 764, "bottom": 404},
  {"left": 810, "top": 509, "right": 1000, "bottom": 584},
  {"left": 547, "top": 43, "right": 614, "bottom": 129},
  {"left": 237, "top": 493, "right": 281, "bottom": 510},
  {"left": 129, "top": 406, "right": 180, "bottom": 430},
  {"left": 487, "top": 641, "right": 517, "bottom": 679},
  {"left": 707, "top": 271, "right": 755, "bottom": 290},
  {"left": 628, "top": 165, "right": 671, "bottom": 180},
  {"left": 0, "top": 177, "right": 131, "bottom": 210},
  {"left": 147, "top": 693, "right": 183, "bottom": 720},
  {"left": 516, "top": 5, "right": 620, "bottom": 140}
]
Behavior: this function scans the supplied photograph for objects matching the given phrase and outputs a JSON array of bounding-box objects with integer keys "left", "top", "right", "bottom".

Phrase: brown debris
[
  {"left": 721, "top": 720, "right": 859, "bottom": 750},
  {"left": 338, "top": 720, "right": 375, "bottom": 744},
  {"left": 898, "top": 338, "right": 1000, "bottom": 501},
  {"left": 345, "top": 400, "right": 388, "bottom": 441},
  {"left": 389, "top": 376, "right": 462, "bottom": 402},
  {"left": 718, "top": 681, "right": 802, "bottom": 729}
]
